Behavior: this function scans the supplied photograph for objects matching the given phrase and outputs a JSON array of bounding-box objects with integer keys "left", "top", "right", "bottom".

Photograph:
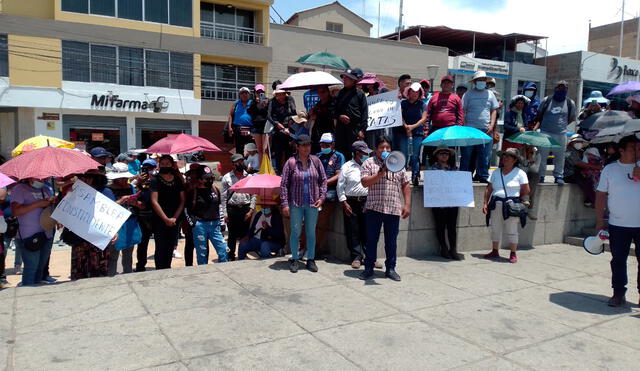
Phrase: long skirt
[{"left": 71, "top": 241, "right": 111, "bottom": 280}]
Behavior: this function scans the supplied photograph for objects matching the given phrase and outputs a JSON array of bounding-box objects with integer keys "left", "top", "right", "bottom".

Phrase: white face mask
[
  {"left": 573, "top": 143, "right": 584, "bottom": 150},
  {"left": 475, "top": 81, "right": 487, "bottom": 90},
  {"left": 524, "top": 91, "right": 534, "bottom": 98}
]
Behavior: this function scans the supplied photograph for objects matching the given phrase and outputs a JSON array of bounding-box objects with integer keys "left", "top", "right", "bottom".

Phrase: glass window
[
  {"left": 90, "top": 0, "right": 115, "bottom": 16},
  {"left": 200, "top": 2, "right": 213, "bottom": 23},
  {"left": 145, "top": 0, "right": 168, "bottom": 23},
  {"left": 0, "top": 35, "right": 7, "bottom": 77},
  {"left": 62, "top": 0, "right": 88, "bottom": 13},
  {"left": 214, "top": 4, "right": 235, "bottom": 25},
  {"left": 119, "top": 46, "right": 144, "bottom": 86},
  {"left": 201, "top": 63, "right": 256, "bottom": 101},
  {"left": 117, "top": 0, "right": 142, "bottom": 20},
  {"left": 145, "top": 50, "right": 170, "bottom": 87},
  {"left": 236, "top": 9, "right": 254, "bottom": 29},
  {"left": 170, "top": 52, "right": 193, "bottom": 90},
  {"left": 169, "top": 0, "right": 192, "bottom": 27},
  {"left": 62, "top": 41, "right": 90, "bottom": 82},
  {"left": 326, "top": 22, "right": 343, "bottom": 33},
  {"left": 90, "top": 44, "right": 117, "bottom": 83}
]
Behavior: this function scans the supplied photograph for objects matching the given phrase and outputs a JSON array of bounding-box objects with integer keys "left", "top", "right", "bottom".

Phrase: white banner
[
  {"left": 366, "top": 90, "right": 403, "bottom": 131},
  {"left": 51, "top": 180, "right": 131, "bottom": 250},
  {"left": 423, "top": 170, "right": 475, "bottom": 208}
]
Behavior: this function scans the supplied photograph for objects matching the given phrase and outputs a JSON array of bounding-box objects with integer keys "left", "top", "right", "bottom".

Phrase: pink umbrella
[
  {"left": 0, "top": 172, "right": 15, "bottom": 188},
  {"left": 279, "top": 71, "right": 343, "bottom": 91},
  {"left": 0, "top": 147, "right": 101, "bottom": 180},
  {"left": 146, "top": 133, "right": 220, "bottom": 154},
  {"left": 230, "top": 174, "right": 282, "bottom": 199},
  {"left": 359, "top": 73, "right": 386, "bottom": 90}
]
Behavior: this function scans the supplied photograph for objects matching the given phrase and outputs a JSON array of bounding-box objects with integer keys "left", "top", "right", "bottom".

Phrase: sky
[{"left": 271, "top": 0, "right": 640, "bottom": 56}]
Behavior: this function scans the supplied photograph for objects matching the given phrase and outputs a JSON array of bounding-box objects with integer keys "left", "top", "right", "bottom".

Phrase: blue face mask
[
  {"left": 320, "top": 147, "right": 332, "bottom": 155},
  {"left": 381, "top": 151, "right": 390, "bottom": 160},
  {"left": 31, "top": 181, "right": 44, "bottom": 189},
  {"left": 262, "top": 208, "right": 271, "bottom": 215},
  {"left": 475, "top": 81, "right": 487, "bottom": 90},
  {"left": 553, "top": 89, "right": 568, "bottom": 101}
]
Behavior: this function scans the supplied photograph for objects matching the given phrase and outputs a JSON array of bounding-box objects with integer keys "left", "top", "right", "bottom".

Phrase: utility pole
[
  {"left": 635, "top": 12, "right": 640, "bottom": 59},
  {"left": 620, "top": 0, "right": 625, "bottom": 57},
  {"left": 397, "top": 0, "right": 403, "bottom": 41},
  {"left": 377, "top": 2, "right": 381, "bottom": 38}
]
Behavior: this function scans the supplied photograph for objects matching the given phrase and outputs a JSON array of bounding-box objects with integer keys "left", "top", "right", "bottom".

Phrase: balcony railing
[
  {"left": 201, "top": 81, "right": 256, "bottom": 101},
  {"left": 200, "top": 23, "right": 264, "bottom": 45}
]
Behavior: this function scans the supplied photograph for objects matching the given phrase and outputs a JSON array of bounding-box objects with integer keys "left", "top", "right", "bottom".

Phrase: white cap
[
  {"left": 107, "top": 162, "right": 135, "bottom": 180},
  {"left": 472, "top": 70, "right": 487, "bottom": 80},
  {"left": 319, "top": 133, "right": 334, "bottom": 143}
]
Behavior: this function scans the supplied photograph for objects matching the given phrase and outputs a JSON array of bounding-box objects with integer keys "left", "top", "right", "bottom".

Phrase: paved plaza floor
[{"left": 1, "top": 243, "right": 639, "bottom": 370}]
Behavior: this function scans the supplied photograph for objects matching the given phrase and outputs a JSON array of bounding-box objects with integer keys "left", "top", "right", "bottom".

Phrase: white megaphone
[
  {"left": 381, "top": 151, "right": 406, "bottom": 173},
  {"left": 583, "top": 229, "right": 608, "bottom": 255}
]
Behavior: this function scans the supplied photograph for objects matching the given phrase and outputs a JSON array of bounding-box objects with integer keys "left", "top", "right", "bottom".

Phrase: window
[
  {"left": 170, "top": 52, "right": 193, "bottom": 90},
  {"left": 287, "top": 66, "right": 298, "bottom": 75},
  {"left": 169, "top": 0, "right": 192, "bottom": 27},
  {"left": 201, "top": 63, "right": 256, "bottom": 101},
  {"left": 61, "top": 0, "right": 191, "bottom": 27},
  {"left": 118, "top": 0, "right": 142, "bottom": 21},
  {"left": 200, "top": 4, "right": 260, "bottom": 44},
  {"left": 0, "top": 34, "right": 7, "bottom": 77},
  {"left": 145, "top": 0, "right": 168, "bottom": 24},
  {"left": 326, "top": 22, "right": 343, "bottom": 33},
  {"left": 62, "top": 0, "right": 88, "bottom": 13},
  {"left": 62, "top": 40, "right": 192, "bottom": 89},
  {"left": 90, "top": 0, "right": 115, "bottom": 16},
  {"left": 145, "top": 50, "right": 170, "bottom": 88},
  {"left": 62, "top": 41, "right": 90, "bottom": 82},
  {"left": 118, "top": 46, "right": 144, "bottom": 86}
]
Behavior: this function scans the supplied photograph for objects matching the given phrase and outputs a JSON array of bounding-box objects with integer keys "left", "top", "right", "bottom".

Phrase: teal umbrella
[
  {"left": 422, "top": 126, "right": 492, "bottom": 147},
  {"left": 296, "top": 52, "right": 350, "bottom": 70},
  {"left": 506, "top": 131, "right": 561, "bottom": 148}
]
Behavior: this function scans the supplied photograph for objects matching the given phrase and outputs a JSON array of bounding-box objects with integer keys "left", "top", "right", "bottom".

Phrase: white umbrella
[{"left": 279, "top": 71, "right": 343, "bottom": 91}]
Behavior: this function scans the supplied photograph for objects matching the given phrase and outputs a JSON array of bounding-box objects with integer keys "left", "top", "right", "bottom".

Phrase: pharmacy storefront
[
  {"left": 0, "top": 81, "right": 200, "bottom": 156},
  {"left": 579, "top": 52, "right": 640, "bottom": 110}
]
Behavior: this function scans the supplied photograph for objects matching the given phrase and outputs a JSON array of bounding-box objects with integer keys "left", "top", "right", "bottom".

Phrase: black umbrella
[{"left": 579, "top": 110, "right": 633, "bottom": 131}]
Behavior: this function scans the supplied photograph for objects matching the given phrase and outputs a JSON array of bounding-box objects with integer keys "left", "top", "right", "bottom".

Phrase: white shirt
[
  {"left": 596, "top": 161, "right": 640, "bottom": 228},
  {"left": 489, "top": 167, "right": 528, "bottom": 198},
  {"left": 337, "top": 159, "right": 368, "bottom": 202},
  {"left": 246, "top": 154, "right": 260, "bottom": 171}
]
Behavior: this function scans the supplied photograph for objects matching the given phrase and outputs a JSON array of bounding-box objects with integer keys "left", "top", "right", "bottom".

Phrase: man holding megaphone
[{"left": 359, "top": 135, "right": 411, "bottom": 281}]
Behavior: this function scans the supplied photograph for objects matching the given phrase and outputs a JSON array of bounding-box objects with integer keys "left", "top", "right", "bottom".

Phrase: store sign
[
  {"left": 451, "top": 56, "right": 510, "bottom": 76},
  {"left": 91, "top": 132, "right": 104, "bottom": 141},
  {"left": 609, "top": 58, "right": 639, "bottom": 80},
  {"left": 90, "top": 94, "right": 169, "bottom": 113},
  {"left": 38, "top": 113, "right": 60, "bottom": 120}
]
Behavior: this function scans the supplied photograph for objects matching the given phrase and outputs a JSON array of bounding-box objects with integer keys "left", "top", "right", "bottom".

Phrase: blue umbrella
[{"left": 422, "top": 126, "right": 492, "bottom": 147}]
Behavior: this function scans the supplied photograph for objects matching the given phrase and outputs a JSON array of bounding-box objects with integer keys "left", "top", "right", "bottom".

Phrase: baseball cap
[
  {"left": 441, "top": 75, "right": 454, "bottom": 83},
  {"left": 195, "top": 165, "right": 214, "bottom": 179},
  {"left": 89, "top": 147, "right": 112, "bottom": 158},
  {"left": 295, "top": 134, "right": 312, "bottom": 145},
  {"left": 420, "top": 79, "right": 431, "bottom": 88},
  {"left": 254, "top": 84, "right": 265, "bottom": 92},
  {"left": 555, "top": 80, "right": 569, "bottom": 88},
  {"left": 472, "top": 70, "right": 487, "bottom": 80},
  {"left": 239, "top": 87, "right": 250, "bottom": 93},
  {"left": 142, "top": 159, "right": 156, "bottom": 167},
  {"left": 319, "top": 133, "right": 334, "bottom": 143},
  {"left": 340, "top": 67, "right": 364, "bottom": 81},
  {"left": 115, "top": 153, "right": 131, "bottom": 162},
  {"left": 231, "top": 153, "right": 244, "bottom": 163},
  {"left": 351, "top": 141, "right": 372, "bottom": 154}
]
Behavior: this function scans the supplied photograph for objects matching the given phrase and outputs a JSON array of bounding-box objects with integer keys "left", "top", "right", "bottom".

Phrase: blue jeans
[
  {"left": 364, "top": 210, "right": 400, "bottom": 271},
  {"left": 460, "top": 139, "right": 492, "bottom": 179},
  {"left": 15, "top": 237, "right": 53, "bottom": 286},
  {"left": 192, "top": 220, "right": 228, "bottom": 264},
  {"left": 608, "top": 224, "right": 640, "bottom": 295},
  {"left": 238, "top": 238, "right": 282, "bottom": 259},
  {"left": 290, "top": 205, "right": 319, "bottom": 260},
  {"left": 409, "top": 136, "right": 423, "bottom": 178},
  {"left": 4, "top": 237, "right": 21, "bottom": 267}
]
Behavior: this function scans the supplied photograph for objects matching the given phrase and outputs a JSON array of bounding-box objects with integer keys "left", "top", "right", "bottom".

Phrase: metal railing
[
  {"left": 201, "top": 83, "right": 255, "bottom": 101},
  {"left": 200, "top": 23, "right": 264, "bottom": 45}
]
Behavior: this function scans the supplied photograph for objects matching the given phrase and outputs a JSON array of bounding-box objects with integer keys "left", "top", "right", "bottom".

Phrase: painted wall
[
  {"left": 0, "top": 0, "right": 54, "bottom": 19},
  {"left": 506, "top": 62, "right": 547, "bottom": 103},
  {"left": 8, "top": 35, "right": 61, "bottom": 88},
  {"left": 293, "top": 6, "right": 371, "bottom": 37}
]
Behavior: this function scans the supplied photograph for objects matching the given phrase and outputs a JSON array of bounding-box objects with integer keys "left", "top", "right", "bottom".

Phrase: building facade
[
  {"left": 589, "top": 18, "right": 640, "bottom": 60},
  {"left": 0, "top": 0, "right": 272, "bottom": 159},
  {"left": 284, "top": 1, "right": 372, "bottom": 37}
]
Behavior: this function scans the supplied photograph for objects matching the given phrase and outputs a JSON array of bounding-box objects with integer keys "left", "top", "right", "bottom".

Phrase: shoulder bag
[{"left": 500, "top": 171, "right": 528, "bottom": 218}]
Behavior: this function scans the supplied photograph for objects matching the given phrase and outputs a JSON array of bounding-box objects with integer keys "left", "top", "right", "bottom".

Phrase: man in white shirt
[
  {"left": 337, "top": 141, "right": 373, "bottom": 268},
  {"left": 244, "top": 143, "right": 260, "bottom": 174},
  {"left": 595, "top": 135, "right": 640, "bottom": 307}
]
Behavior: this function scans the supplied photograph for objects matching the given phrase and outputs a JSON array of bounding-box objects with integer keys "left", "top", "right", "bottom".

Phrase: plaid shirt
[
  {"left": 361, "top": 156, "right": 410, "bottom": 216},
  {"left": 280, "top": 155, "right": 327, "bottom": 208}
]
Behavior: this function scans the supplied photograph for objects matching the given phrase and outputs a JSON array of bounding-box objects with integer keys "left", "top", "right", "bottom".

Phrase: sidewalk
[{"left": 1, "top": 244, "right": 638, "bottom": 370}]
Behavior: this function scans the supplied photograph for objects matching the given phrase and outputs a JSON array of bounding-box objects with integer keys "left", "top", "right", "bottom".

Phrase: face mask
[
  {"left": 31, "top": 181, "right": 44, "bottom": 189},
  {"left": 262, "top": 208, "right": 271, "bottom": 215},
  {"left": 475, "top": 81, "right": 487, "bottom": 90},
  {"left": 524, "top": 90, "right": 534, "bottom": 98},
  {"left": 573, "top": 143, "right": 584, "bottom": 150},
  {"left": 235, "top": 163, "right": 246, "bottom": 172},
  {"left": 360, "top": 155, "right": 369, "bottom": 162},
  {"left": 381, "top": 151, "right": 390, "bottom": 160},
  {"left": 158, "top": 167, "right": 172, "bottom": 174},
  {"left": 320, "top": 148, "right": 332, "bottom": 155},
  {"left": 553, "top": 89, "right": 568, "bottom": 101}
]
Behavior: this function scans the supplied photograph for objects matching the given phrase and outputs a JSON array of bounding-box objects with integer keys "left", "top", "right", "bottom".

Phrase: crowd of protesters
[{"left": 1, "top": 67, "right": 639, "bottom": 310}]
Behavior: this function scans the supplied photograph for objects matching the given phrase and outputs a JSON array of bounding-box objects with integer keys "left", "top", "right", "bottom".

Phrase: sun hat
[
  {"left": 404, "top": 82, "right": 425, "bottom": 99},
  {"left": 239, "top": 87, "right": 250, "bottom": 93},
  {"left": 291, "top": 111, "right": 308, "bottom": 124},
  {"left": 244, "top": 143, "right": 258, "bottom": 152},
  {"left": 319, "top": 133, "right": 334, "bottom": 143},
  {"left": 568, "top": 134, "right": 586, "bottom": 143},
  {"left": 115, "top": 153, "right": 131, "bottom": 162},
  {"left": 272, "top": 88, "right": 287, "bottom": 96},
  {"left": 510, "top": 95, "right": 531, "bottom": 105},
  {"left": 433, "top": 146, "right": 455, "bottom": 156},
  {"left": 472, "top": 70, "right": 487, "bottom": 81},
  {"left": 583, "top": 91, "right": 610, "bottom": 106},
  {"left": 231, "top": 153, "right": 244, "bottom": 163},
  {"left": 107, "top": 162, "right": 135, "bottom": 180},
  {"left": 497, "top": 147, "right": 520, "bottom": 160}
]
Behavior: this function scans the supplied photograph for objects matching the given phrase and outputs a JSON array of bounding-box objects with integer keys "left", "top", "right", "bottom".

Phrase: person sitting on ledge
[{"left": 238, "top": 200, "right": 285, "bottom": 260}]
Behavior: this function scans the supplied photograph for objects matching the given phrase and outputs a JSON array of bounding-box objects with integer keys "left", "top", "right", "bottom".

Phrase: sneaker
[
  {"left": 374, "top": 260, "right": 383, "bottom": 269},
  {"left": 173, "top": 250, "right": 183, "bottom": 259},
  {"left": 509, "top": 252, "right": 518, "bottom": 263},
  {"left": 484, "top": 249, "right": 500, "bottom": 259},
  {"left": 607, "top": 294, "right": 626, "bottom": 307},
  {"left": 306, "top": 260, "right": 318, "bottom": 272},
  {"left": 289, "top": 259, "right": 299, "bottom": 273},
  {"left": 554, "top": 177, "right": 565, "bottom": 185},
  {"left": 42, "top": 276, "right": 57, "bottom": 283},
  {"left": 385, "top": 269, "right": 401, "bottom": 281},
  {"left": 351, "top": 260, "right": 362, "bottom": 269},
  {"left": 359, "top": 268, "right": 374, "bottom": 280}
]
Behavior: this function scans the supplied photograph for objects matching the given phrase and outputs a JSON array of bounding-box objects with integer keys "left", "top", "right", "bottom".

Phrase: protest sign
[
  {"left": 51, "top": 180, "right": 131, "bottom": 250},
  {"left": 423, "top": 170, "right": 475, "bottom": 208},
  {"left": 366, "top": 90, "right": 403, "bottom": 131}
]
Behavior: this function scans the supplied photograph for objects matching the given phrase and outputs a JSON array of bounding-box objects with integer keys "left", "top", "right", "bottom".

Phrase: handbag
[
  {"left": 4, "top": 216, "right": 19, "bottom": 239},
  {"left": 500, "top": 171, "right": 528, "bottom": 218},
  {"left": 22, "top": 231, "right": 47, "bottom": 252}
]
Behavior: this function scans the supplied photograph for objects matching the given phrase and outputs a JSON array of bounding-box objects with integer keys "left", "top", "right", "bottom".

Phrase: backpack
[{"left": 538, "top": 96, "right": 575, "bottom": 121}]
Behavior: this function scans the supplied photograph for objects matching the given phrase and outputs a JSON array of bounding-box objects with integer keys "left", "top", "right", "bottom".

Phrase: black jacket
[
  {"left": 246, "top": 209, "right": 285, "bottom": 245},
  {"left": 334, "top": 87, "right": 368, "bottom": 134}
]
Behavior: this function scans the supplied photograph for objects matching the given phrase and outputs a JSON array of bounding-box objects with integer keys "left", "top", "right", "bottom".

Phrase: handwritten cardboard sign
[
  {"left": 366, "top": 90, "right": 403, "bottom": 131},
  {"left": 423, "top": 170, "right": 475, "bottom": 208}
]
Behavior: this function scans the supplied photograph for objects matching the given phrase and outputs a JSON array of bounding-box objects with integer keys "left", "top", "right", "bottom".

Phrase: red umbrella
[
  {"left": 230, "top": 174, "right": 282, "bottom": 199},
  {"left": 0, "top": 147, "right": 101, "bottom": 180},
  {"left": 146, "top": 133, "right": 220, "bottom": 154}
]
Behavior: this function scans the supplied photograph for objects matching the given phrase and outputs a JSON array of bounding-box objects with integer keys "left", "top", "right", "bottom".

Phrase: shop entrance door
[
  {"left": 63, "top": 115, "right": 127, "bottom": 154},
  {"left": 135, "top": 118, "right": 191, "bottom": 149}
]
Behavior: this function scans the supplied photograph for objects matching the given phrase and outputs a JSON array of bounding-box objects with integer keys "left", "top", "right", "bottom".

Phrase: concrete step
[{"left": 565, "top": 235, "right": 637, "bottom": 255}]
